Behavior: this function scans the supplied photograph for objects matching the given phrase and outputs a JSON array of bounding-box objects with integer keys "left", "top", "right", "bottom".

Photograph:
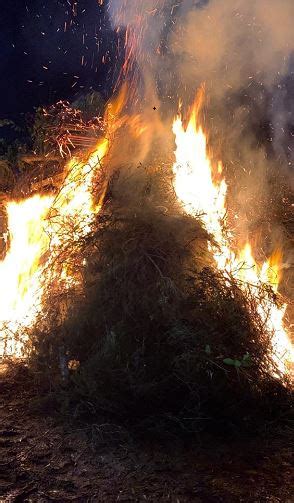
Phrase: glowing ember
[{"left": 172, "top": 92, "right": 293, "bottom": 376}]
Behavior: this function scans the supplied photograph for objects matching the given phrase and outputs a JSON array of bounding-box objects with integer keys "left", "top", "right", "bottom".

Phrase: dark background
[
  {"left": 1, "top": 1, "right": 293, "bottom": 179},
  {"left": 0, "top": 0, "right": 118, "bottom": 120}
]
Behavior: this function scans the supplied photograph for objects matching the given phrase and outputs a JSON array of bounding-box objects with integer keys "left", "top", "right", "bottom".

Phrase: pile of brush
[{"left": 31, "top": 163, "right": 291, "bottom": 435}]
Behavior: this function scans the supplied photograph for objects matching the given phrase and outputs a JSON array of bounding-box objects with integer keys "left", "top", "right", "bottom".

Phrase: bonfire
[
  {"left": 0, "top": 0, "right": 293, "bottom": 439},
  {"left": 0, "top": 81, "right": 292, "bottom": 378},
  {"left": 2, "top": 1, "right": 294, "bottom": 501}
]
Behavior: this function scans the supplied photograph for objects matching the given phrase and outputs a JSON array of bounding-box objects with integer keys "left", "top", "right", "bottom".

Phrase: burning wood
[
  {"left": 0, "top": 84, "right": 293, "bottom": 384},
  {"left": 172, "top": 89, "right": 293, "bottom": 376},
  {"left": 1, "top": 3, "right": 294, "bottom": 499},
  {"left": 0, "top": 137, "right": 109, "bottom": 357},
  {"left": 34, "top": 101, "right": 106, "bottom": 158}
]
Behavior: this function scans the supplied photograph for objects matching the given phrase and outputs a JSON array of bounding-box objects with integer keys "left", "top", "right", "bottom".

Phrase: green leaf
[
  {"left": 223, "top": 358, "right": 236, "bottom": 366},
  {"left": 223, "top": 358, "right": 242, "bottom": 368},
  {"left": 205, "top": 344, "right": 211, "bottom": 355}
]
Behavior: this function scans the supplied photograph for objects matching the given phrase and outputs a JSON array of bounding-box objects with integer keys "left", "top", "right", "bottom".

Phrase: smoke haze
[
  {"left": 108, "top": 1, "right": 293, "bottom": 256},
  {"left": 108, "top": 0, "right": 294, "bottom": 166}
]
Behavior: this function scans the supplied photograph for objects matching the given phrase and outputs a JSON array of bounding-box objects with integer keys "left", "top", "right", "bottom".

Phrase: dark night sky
[{"left": 0, "top": 0, "right": 118, "bottom": 120}]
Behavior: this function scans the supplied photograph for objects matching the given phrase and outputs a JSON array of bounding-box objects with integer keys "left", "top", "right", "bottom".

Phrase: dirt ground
[{"left": 0, "top": 363, "right": 293, "bottom": 502}]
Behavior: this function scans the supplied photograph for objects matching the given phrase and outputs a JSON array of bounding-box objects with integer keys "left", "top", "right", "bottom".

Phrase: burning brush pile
[
  {"left": 0, "top": 86, "right": 292, "bottom": 433},
  {"left": 0, "top": 0, "right": 294, "bottom": 433}
]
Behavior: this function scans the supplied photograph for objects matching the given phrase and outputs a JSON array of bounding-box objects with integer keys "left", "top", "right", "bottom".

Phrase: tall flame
[
  {"left": 172, "top": 91, "right": 293, "bottom": 376},
  {"left": 0, "top": 138, "right": 109, "bottom": 357},
  {"left": 0, "top": 195, "right": 53, "bottom": 355}
]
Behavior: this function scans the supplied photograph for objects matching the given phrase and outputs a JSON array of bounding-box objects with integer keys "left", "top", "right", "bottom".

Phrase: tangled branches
[
  {"left": 29, "top": 163, "right": 291, "bottom": 434},
  {"left": 32, "top": 101, "right": 106, "bottom": 158}
]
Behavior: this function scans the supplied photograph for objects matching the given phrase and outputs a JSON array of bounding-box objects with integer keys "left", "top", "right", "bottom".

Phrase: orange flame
[
  {"left": 0, "top": 138, "right": 109, "bottom": 357},
  {"left": 172, "top": 90, "right": 293, "bottom": 376}
]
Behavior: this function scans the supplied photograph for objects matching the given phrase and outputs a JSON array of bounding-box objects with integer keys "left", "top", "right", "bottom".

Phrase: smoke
[
  {"left": 108, "top": 0, "right": 294, "bottom": 150},
  {"left": 170, "top": 1, "right": 294, "bottom": 173},
  {"left": 172, "top": 0, "right": 293, "bottom": 92},
  {"left": 108, "top": 0, "right": 294, "bottom": 259},
  {"left": 168, "top": 0, "right": 294, "bottom": 255}
]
